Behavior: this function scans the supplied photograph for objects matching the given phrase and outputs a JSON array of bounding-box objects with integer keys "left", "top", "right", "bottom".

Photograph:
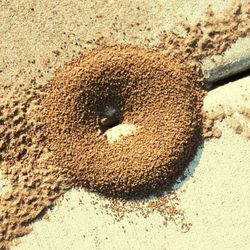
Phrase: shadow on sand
[
  {"left": 118, "top": 144, "right": 205, "bottom": 202},
  {"left": 172, "top": 145, "right": 204, "bottom": 191}
]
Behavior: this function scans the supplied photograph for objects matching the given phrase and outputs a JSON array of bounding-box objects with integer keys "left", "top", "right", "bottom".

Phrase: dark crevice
[
  {"left": 99, "top": 115, "right": 122, "bottom": 133},
  {"left": 105, "top": 119, "right": 121, "bottom": 129},
  {"left": 210, "top": 68, "right": 250, "bottom": 90}
]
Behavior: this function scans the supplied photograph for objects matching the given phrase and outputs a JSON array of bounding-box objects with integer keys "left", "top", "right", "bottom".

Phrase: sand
[
  {"left": 1, "top": 0, "right": 250, "bottom": 249},
  {"left": 0, "top": 0, "right": 249, "bottom": 90},
  {"left": 38, "top": 45, "right": 204, "bottom": 198},
  {"left": 11, "top": 76, "right": 250, "bottom": 250}
]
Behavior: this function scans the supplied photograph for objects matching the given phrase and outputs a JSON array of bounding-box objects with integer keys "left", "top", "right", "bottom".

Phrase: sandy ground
[
  {"left": 0, "top": 0, "right": 249, "bottom": 90},
  {"left": 202, "top": 36, "right": 250, "bottom": 82},
  {"left": 10, "top": 76, "right": 250, "bottom": 250},
  {"left": 1, "top": 0, "right": 250, "bottom": 249}
]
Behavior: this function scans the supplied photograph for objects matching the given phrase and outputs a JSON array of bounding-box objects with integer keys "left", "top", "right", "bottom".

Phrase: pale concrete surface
[
  {"left": 12, "top": 77, "right": 250, "bottom": 250},
  {"left": 202, "top": 36, "right": 250, "bottom": 82}
]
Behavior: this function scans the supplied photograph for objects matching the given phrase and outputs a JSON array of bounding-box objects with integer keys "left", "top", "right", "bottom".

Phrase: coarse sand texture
[
  {"left": 0, "top": 45, "right": 205, "bottom": 249},
  {"left": 38, "top": 46, "right": 205, "bottom": 198}
]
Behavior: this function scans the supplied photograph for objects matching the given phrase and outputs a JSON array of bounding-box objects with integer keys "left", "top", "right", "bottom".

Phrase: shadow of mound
[{"left": 172, "top": 145, "right": 204, "bottom": 191}]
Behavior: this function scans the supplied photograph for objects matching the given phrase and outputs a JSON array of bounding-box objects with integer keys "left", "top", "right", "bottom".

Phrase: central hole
[
  {"left": 99, "top": 106, "right": 138, "bottom": 142},
  {"left": 99, "top": 106, "right": 122, "bottom": 132}
]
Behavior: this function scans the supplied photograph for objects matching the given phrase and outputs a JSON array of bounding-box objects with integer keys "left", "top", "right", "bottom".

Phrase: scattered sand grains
[
  {"left": 0, "top": 85, "right": 71, "bottom": 250},
  {"left": 160, "top": 0, "right": 250, "bottom": 63},
  {"left": 230, "top": 119, "right": 244, "bottom": 134},
  {"left": 203, "top": 105, "right": 250, "bottom": 140},
  {"left": 239, "top": 107, "right": 250, "bottom": 120}
]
